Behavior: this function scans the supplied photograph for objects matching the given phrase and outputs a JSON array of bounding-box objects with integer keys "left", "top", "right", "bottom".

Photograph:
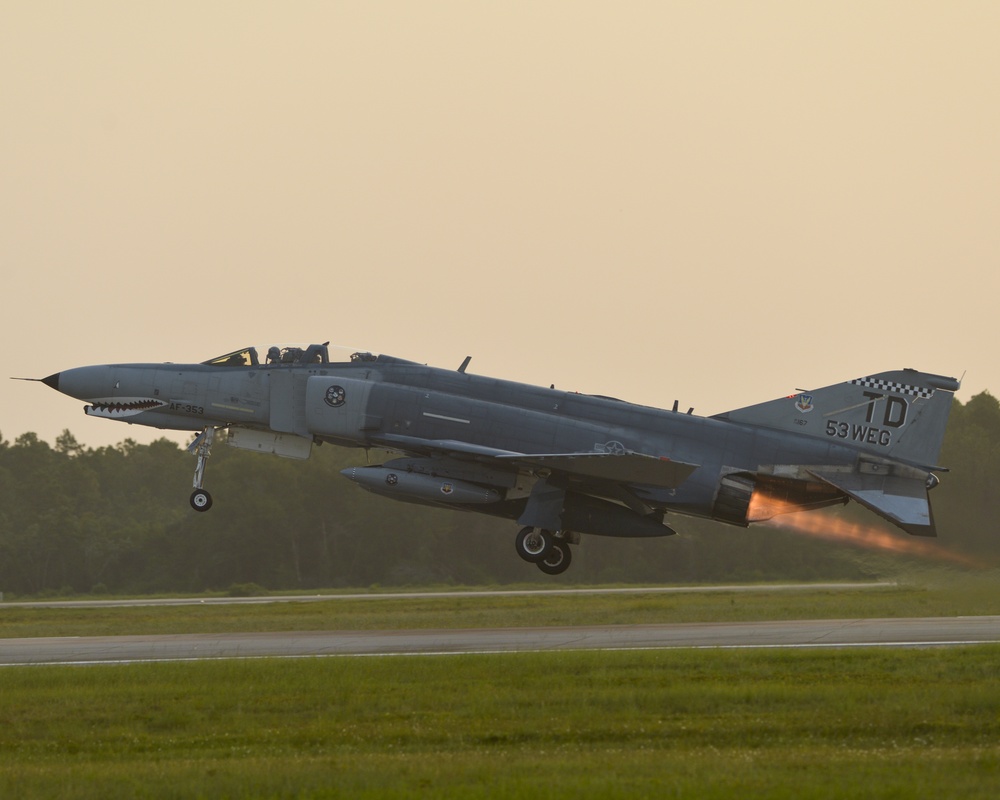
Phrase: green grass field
[
  {"left": 1, "top": 647, "right": 998, "bottom": 799},
  {"left": 2, "top": 580, "right": 998, "bottom": 797}
]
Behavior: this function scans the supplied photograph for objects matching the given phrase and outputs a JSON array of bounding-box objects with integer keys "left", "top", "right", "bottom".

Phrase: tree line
[{"left": 1, "top": 394, "right": 997, "bottom": 595}]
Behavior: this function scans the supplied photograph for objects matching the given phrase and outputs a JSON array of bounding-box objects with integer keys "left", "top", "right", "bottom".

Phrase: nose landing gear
[{"left": 188, "top": 428, "right": 216, "bottom": 512}]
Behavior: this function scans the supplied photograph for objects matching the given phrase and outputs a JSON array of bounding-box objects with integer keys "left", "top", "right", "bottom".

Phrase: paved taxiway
[{"left": 2, "top": 616, "right": 998, "bottom": 665}]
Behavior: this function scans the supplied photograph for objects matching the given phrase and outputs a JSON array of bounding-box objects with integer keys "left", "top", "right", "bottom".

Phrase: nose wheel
[
  {"left": 190, "top": 488, "right": 213, "bottom": 511},
  {"left": 188, "top": 428, "right": 216, "bottom": 512}
]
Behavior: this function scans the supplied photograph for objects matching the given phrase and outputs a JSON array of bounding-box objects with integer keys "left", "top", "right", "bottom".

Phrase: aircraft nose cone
[{"left": 47, "top": 365, "right": 117, "bottom": 401}]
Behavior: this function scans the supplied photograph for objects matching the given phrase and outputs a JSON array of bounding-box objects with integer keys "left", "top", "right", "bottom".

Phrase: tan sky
[{"left": 2, "top": 1, "right": 998, "bottom": 449}]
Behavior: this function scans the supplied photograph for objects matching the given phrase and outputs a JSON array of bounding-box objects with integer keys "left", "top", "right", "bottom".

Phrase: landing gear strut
[{"left": 189, "top": 427, "right": 216, "bottom": 512}]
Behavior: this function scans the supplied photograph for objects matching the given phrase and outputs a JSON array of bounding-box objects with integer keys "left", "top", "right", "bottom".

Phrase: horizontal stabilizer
[
  {"left": 808, "top": 468, "right": 936, "bottom": 537},
  {"left": 500, "top": 452, "right": 699, "bottom": 489}
]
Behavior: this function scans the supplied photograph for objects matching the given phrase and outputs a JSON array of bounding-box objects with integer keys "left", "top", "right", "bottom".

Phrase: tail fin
[
  {"left": 716, "top": 369, "right": 960, "bottom": 537},
  {"left": 714, "top": 369, "right": 960, "bottom": 469}
]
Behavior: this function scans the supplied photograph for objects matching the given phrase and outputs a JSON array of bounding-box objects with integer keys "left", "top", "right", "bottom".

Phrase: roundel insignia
[
  {"left": 324, "top": 385, "right": 346, "bottom": 407},
  {"left": 385, "top": 473, "right": 398, "bottom": 487}
]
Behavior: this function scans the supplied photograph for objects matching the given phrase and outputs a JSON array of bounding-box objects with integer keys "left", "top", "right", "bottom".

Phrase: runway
[
  {"left": 3, "top": 582, "right": 896, "bottom": 609},
  {"left": 2, "top": 616, "right": 998, "bottom": 665}
]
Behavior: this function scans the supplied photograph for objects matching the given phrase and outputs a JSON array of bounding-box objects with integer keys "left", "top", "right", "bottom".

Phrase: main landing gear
[
  {"left": 189, "top": 428, "right": 216, "bottom": 512},
  {"left": 514, "top": 527, "right": 573, "bottom": 575}
]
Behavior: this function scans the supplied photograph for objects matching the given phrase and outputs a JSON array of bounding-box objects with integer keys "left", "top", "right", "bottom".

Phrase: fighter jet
[{"left": 28, "top": 343, "right": 959, "bottom": 574}]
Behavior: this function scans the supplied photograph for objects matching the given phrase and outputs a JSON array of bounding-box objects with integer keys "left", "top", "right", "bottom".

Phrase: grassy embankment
[{"left": 1, "top": 646, "right": 998, "bottom": 798}]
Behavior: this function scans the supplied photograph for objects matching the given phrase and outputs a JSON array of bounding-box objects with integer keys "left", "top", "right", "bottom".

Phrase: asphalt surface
[
  {"left": 2, "top": 616, "right": 998, "bottom": 665},
  {"left": 3, "top": 582, "right": 896, "bottom": 609}
]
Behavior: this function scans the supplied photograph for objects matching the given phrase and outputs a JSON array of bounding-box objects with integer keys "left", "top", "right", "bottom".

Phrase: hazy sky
[{"left": 3, "top": 2, "right": 998, "bottom": 449}]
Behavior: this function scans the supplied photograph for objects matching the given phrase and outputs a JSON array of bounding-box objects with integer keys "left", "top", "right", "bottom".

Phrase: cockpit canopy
[{"left": 202, "top": 343, "right": 379, "bottom": 368}]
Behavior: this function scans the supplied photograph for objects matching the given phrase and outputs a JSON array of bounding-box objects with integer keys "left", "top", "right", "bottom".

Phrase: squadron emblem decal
[
  {"left": 324, "top": 385, "right": 346, "bottom": 408},
  {"left": 794, "top": 394, "right": 814, "bottom": 413}
]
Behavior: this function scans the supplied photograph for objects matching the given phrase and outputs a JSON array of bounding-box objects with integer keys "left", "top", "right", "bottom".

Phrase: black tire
[
  {"left": 515, "top": 527, "right": 553, "bottom": 563},
  {"left": 537, "top": 539, "right": 572, "bottom": 575},
  {"left": 190, "top": 489, "right": 213, "bottom": 512}
]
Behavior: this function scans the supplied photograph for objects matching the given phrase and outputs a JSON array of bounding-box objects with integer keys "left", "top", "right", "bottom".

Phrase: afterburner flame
[
  {"left": 747, "top": 491, "right": 815, "bottom": 522},
  {"left": 751, "top": 491, "right": 982, "bottom": 569}
]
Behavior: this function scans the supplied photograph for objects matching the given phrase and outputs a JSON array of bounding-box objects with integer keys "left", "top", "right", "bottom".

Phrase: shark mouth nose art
[{"left": 84, "top": 398, "right": 169, "bottom": 419}]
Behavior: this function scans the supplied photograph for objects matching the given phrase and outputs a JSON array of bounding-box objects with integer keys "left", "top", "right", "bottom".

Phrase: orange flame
[{"left": 751, "top": 491, "right": 983, "bottom": 569}]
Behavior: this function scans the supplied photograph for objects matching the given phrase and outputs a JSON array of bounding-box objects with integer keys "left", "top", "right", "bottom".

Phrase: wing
[
  {"left": 497, "top": 452, "right": 697, "bottom": 489},
  {"left": 379, "top": 434, "right": 698, "bottom": 489}
]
